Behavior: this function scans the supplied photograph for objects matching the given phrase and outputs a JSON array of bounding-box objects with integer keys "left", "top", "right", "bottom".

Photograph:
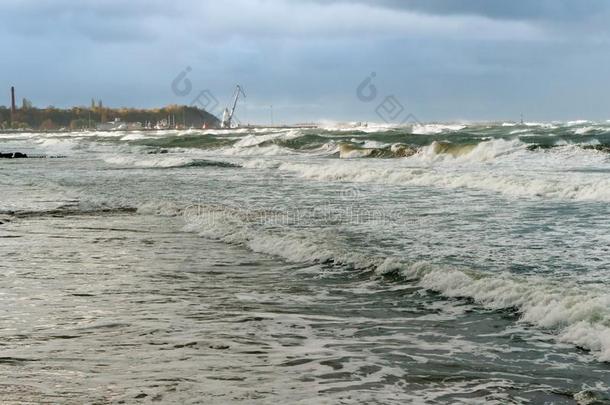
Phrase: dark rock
[
  {"left": 147, "top": 149, "right": 169, "bottom": 155},
  {"left": 0, "top": 152, "right": 28, "bottom": 159}
]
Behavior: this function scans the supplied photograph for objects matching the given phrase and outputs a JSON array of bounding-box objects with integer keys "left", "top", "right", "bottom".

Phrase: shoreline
[{"left": 0, "top": 124, "right": 320, "bottom": 135}]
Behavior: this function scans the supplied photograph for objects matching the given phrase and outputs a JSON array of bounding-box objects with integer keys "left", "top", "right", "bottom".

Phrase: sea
[{"left": 1, "top": 122, "right": 609, "bottom": 404}]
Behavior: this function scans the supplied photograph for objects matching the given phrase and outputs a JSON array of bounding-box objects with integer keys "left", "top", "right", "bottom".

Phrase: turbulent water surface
[{"left": 1, "top": 122, "right": 610, "bottom": 404}]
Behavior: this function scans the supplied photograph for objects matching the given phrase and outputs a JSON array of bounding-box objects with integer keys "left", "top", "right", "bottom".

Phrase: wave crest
[
  {"left": 181, "top": 203, "right": 610, "bottom": 362},
  {"left": 103, "top": 155, "right": 239, "bottom": 168}
]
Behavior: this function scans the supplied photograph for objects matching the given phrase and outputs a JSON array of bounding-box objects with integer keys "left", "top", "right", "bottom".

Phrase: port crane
[{"left": 220, "top": 85, "right": 246, "bottom": 128}]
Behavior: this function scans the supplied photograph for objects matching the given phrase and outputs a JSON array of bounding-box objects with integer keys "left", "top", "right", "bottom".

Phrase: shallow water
[{"left": 1, "top": 123, "right": 609, "bottom": 404}]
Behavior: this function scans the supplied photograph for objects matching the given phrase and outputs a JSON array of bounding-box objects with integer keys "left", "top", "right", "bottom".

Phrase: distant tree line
[{"left": 0, "top": 103, "right": 219, "bottom": 130}]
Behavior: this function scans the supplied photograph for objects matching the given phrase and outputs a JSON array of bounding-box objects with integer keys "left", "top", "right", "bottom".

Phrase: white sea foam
[
  {"left": 416, "top": 138, "right": 525, "bottom": 162},
  {"left": 411, "top": 124, "right": 465, "bottom": 135},
  {"left": 266, "top": 158, "right": 610, "bottom": 202},
  {"left": 201, "top": 130, "right": 306, "bottom": 156},
  {"left": 181, "top": 204, "right": 610, "bottom": 362},
  {"left": 120, "top": 133, "right": 148, "bottom": 141},
  {"left": 314, "top": 141, "right": 341, "bottom": 155},
  {"left": 566, "top": 120, "right": 591, "bottom": 127},
  {"left": 219, "top": 144, "right": 295, "bottom": 156},
  {"left": 232, "top": 130, "right": 303, "bottom": 148},
  {"left": 338, "top": 144, "right": 376, "bottom": 159},
  {"left": 377, "top": 260, "right": 610, "bottom": 362},
  {"left": 104, "top": 155, "right": 198, "bottom": 168},
  {"left": 32, "top": 137, "right": 81, "bottom": 154},
  {"left": 137, "top": 200, "right": 184, "bottom": 216},
  {"left": 586, "top": 138, "right": 602, "bottom": 146},
  {"left": 201, "top": 128, "right": 251, "bottom": 136},
  {"left": 406, "top": 277, "right": 599, "bottom": 357},
  {"left": 319, "top": 121, "right": 396, "bottom": 133},
  {"left": 347, "top": 139, "right": 389, "bottom": 149},
  {"left": 572, "top": 126, "right": 598, "bottom": 135},
  {"left": 240, "top": 159, "right": 282, "bottom": 169},
  {"left": 508, "top": 129, "right": 530, "bottom": 135}
]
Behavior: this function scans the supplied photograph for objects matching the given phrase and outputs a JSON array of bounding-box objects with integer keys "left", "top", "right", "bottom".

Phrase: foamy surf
[
  {"left": 411, "top": 123, "right": 466, "bottom": 135},
  {"left": 4, "top": 124, "right": 610, "bottom": 404},
  {"left": 103, "top": 155, "right": 239, "bottom": 168},
  {"left": 265, "top": 159, "right": 610, "bottom": 202},
  {"left": 415, "top": 138, "right": 526, "bottom": 162},
  {"left": 218, "top": 143, "right": 296, "bottom": 156},
  {"left": 181, "top": 203, "right": 610, "bottom": 362}
]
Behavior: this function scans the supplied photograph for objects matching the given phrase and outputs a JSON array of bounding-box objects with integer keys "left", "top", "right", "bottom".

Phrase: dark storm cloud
[
  {"left": 0, "top": 0, "right": 544, "bottom": 43},
  {"left": 0, "top": 0, "right": 172, "bottom": 43},
  {"left": 319, "top": 0, "right": 609, "bottom": 22},
  {"left": 1, "top": 0, "right": 610, "bottom": 122}
]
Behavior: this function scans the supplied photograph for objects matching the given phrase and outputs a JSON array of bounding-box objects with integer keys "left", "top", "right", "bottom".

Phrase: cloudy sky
[{"left": 1, "top": 0, "right": 610, "bottom": 123}]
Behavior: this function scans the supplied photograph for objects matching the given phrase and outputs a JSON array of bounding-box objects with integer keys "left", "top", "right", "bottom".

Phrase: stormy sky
[{"left": 1, "top": 0, "right": 610, "bottom": 123}]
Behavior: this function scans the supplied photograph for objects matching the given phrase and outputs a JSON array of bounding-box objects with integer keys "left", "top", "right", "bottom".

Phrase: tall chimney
[{"left": 10, "top": 86, "right": 16, "bottom": 114}]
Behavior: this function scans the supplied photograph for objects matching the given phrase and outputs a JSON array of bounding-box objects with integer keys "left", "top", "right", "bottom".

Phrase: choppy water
[{"left": 1, "top": 122, "right": 609, "bottom": 404}]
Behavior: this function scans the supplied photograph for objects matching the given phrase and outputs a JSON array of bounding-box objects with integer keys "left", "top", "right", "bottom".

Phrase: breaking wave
[
  {"left": 416, "top": 138, "right": 525, "bottom": 162},
  {"left": 411, "top": 123, "right": 466, "bottom": 135},
  {"left": 130, "top": 133, "right": 235, "bottom": 150},
  {"left": 180, "top": 203, "right": 610, "bottom": 362},
  {"left": 57, "top": 123, "right": 610, "bottom": 161},
  {"left": 103, "top": 155, "right": 239, "bottom": 168},
  {"left": 259, "top": 160, "right": 610, "bottom": 202},
  {"left": 338, "top": 143, "right": 417, "bottom": 159}
]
